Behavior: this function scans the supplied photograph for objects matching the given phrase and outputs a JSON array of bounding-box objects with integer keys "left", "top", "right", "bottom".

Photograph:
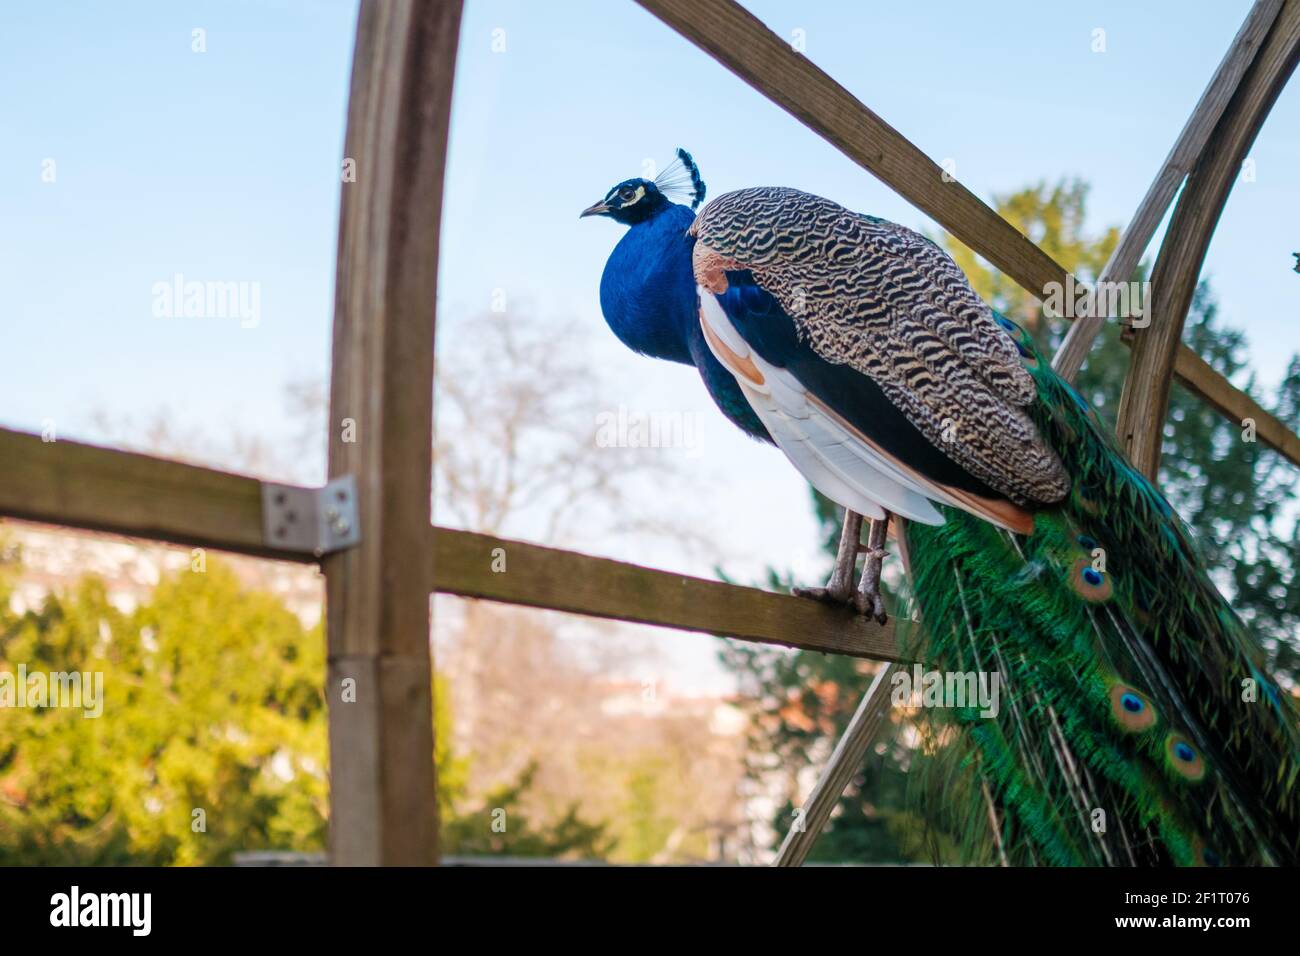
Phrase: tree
[
  {"left": 0, "top": 548, "right": 610, "bottom": 864},
  {"left": 434, "top": 309, "right": 694, "bottom": 546},
  {"left": 0, "top": 560, "right": 328, "bottom": 865},
  {"left": 1075, "top": 288, "right": 1300, "bottom": 681},
  {"left": 943, "top": 179, "right": 1117, "bottom": 331},
  {"left": 441, "top": 762, "right": 613, "bottom": 859}
]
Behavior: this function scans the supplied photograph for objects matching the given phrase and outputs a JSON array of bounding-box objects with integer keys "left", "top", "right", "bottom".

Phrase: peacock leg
[
  {"left": 854, "top": 511, "right": 891, "bottom": 624},
  {"left": 792, "top": 510, "right": 863, "bottom": 605}
]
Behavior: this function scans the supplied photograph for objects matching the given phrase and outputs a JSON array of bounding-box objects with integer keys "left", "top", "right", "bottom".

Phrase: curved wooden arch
[
  {"left": 1115, "top": 1, "right": 1300, "bottom": 479},
  {"left": 1052, "top": 0, "right": 1283, "bottom": 383},
  {"left": 324, "top": 0, "right": 463, "bottom": 866}
]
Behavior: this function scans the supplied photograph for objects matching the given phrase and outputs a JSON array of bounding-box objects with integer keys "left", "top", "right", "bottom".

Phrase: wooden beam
[
  {"left": 1173, "top": 348, "right": 1300, "bottom": 465},
  {"left": 635, "top": 0, "right": 1065, "bottom": 297},
  {"left": 635, "top": 0, "right": 1300, "bottom": 470},
  {"left": 0, "top": 427, "right": 308, "bottom": 562},
  {"left": 322, "top": 0, "right": 462, "bottom": 866},
  {"left": 1117, "top": 0, "right": 1300, "bottom": 478},
  {"left": 1052, "top": 0, "right": 1283, "bottom": 382},
  {"left": 432, "top": 529, "right": 899, "bottom": 661},
  {"left": 773, "top": 663, "right": 900, "bottom": 866}
]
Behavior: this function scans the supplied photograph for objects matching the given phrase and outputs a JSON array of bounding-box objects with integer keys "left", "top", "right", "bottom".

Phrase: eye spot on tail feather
[
  {"left": 1165, "top": 734, "right": 1207, "bottom": 782},
  {"left": 1069, "top": 557, "right": 1112, "bottom": 602},
  {"left": 1108, "top": 684, "right": 1157, "bottom": 732}
]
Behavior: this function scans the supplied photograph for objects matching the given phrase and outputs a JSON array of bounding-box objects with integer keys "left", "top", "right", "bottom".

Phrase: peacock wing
[{"left": 690, "top": 186, "right": 1069, "bottom": 508}]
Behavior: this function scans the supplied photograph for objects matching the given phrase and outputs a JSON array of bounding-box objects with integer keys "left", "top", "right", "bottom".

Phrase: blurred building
[{"left": 2, "top": 520, "right": 323, "bottom": 626}]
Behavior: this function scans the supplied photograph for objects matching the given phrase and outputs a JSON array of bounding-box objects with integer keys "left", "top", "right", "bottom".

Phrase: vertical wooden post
[{"left": 323, "top": 0, "right": 463, "bottom": 866}]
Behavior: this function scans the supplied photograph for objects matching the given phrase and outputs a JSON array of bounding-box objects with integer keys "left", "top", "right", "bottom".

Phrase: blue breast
[
  {"left": 598, "top": 205, "right": 771, "bottom": 442},
  {"left": 599, "top": 205, "right": 698, "bottom": 364}
]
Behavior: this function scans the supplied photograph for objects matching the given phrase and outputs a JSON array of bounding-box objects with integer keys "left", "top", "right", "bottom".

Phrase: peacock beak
[{"left": 580, "top": 200, "right": 611, "bottom": 218}]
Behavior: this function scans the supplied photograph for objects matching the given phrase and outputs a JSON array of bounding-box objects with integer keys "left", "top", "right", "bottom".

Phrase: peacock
[{"left": 582, "top": 149, "right": 1300, "bottom": 866}]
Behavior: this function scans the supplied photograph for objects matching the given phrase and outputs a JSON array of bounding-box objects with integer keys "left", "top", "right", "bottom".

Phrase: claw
[
  {"left": 852, "top": 587, "right": 889, "bottom": 625},
  {"left": 792, "top": 584, "right": 853, "bottom": 604},
  {"left": 790, "top": 509, "right": 892, "bottom": 623}
]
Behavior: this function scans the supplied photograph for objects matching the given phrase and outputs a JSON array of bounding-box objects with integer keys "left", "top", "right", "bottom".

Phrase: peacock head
[
  {"left": 580, "top": 148, "right": 706, "bottom": 226},
  {"left": 580, "top": 178, "right": 668, "bottom": 225}
]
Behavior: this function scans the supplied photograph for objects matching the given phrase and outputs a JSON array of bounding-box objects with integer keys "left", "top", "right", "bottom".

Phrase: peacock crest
[{"left": 654, "top": 147, "right": 706, "bottom": 210}]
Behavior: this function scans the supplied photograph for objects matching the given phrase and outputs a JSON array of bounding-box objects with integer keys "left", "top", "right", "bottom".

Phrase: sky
[{"left": 2, "top": 0, "right": 1297, "bottom": 690}]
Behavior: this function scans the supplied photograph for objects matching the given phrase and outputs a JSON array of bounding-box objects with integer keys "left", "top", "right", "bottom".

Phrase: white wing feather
[{"left": 700, "top": 291, "right": 946, "bottom": 525}]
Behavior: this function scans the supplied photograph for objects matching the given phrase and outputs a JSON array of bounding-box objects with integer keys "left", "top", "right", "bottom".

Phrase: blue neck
[
  {"left": 598, "top": 203, "right": 698, "bottom": 365},
  {"left": 596, "top": 202, "right": 773, "bottom": 443}
]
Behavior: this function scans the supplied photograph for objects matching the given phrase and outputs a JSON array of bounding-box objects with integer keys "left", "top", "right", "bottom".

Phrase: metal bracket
[{"left": 261, "top": 475, "right": 361, "bottom": 557}]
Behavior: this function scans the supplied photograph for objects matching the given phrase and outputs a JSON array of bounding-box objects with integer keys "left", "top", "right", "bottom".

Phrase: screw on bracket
[{"left": 261, "top": 476, "right": 361, "bottom": 556}]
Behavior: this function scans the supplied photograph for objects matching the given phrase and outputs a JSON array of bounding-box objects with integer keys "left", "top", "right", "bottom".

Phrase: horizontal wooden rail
[
  {"left": 433, "top": 528, "right": 899, "bottom": 661},
  {"left": 636, "top": 0, "right": 1300, "bottom": 470},
  {"left": 0, "top": 427, "right": 308, "bottom": 562},
  {"left": 1174, "top": 348, "right": 1300, "bottom": 463},
  {"left": 0, "top": 426, "right": 899, "bottom": 661}
]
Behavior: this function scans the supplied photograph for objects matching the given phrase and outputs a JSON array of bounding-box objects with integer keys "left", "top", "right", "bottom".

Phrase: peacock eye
[{"left": 618, "top": 186, "right": 637, "bottom": 203}]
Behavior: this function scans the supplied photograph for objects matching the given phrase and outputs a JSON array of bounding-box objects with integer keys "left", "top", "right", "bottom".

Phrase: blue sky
[{"left": 3, "top": 1, "right": 1296, "bottom": 687}]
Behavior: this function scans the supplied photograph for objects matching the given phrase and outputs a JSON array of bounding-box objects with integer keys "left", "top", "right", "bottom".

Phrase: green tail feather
[{"left": 900, "top": 314, "right": 1300, "bottom": 866}]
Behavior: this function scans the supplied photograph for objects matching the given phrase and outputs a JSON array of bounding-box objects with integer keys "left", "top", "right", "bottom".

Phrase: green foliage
[
  {"left": 0, "top": 551, "right": 609, "bottom": 864},
  {"left": 433, "top": 672, "right": 469, "bottom": 822},
  {"left": 1140, "top": 302, "right": 1300, "bottom": 681},
  {"left": 0, "top": 562, "right": 328, "bottom": 865},
  {"left": 614, "top": 756, "right": 677, "bottom": 862},
  {"left": 942, "top": 179, "right": 1118, "bottom": 328}
]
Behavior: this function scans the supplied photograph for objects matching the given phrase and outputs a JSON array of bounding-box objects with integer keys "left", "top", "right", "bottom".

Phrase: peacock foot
[
  {"left": 792, "top": 509, "right": 892, "bottom": 624},
  {"left": 853, "top": 546, "right": 889, "bottom": 625},
  {"left": 854, "top": 512, "right": 892, "bottom": 625},
  {"left": 792, "top": 509, "right": 862, "bottom": 607}
]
